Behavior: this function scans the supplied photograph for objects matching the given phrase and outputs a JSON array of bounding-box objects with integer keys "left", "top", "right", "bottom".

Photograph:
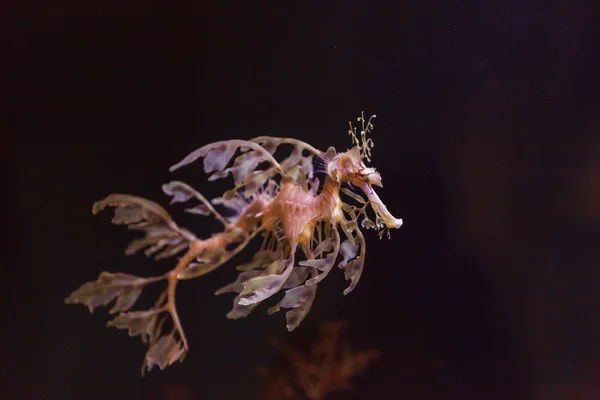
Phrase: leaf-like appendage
[
  {"left": 169, "top": 139, "right": 285, "bottom": 187},
  {"left": 300, "top": 253, "right": 336, "bottom": 273},
  {"left": 215, "top": 270, "right": 263, "bottom": 296},
  {"left": 301, "top": 155, "right": 314, "bottom": 180},
  {"left": 340, "top": 187, "right": 366, "bottom": 205},
  {"left": 251, "top": 137, "right": 279, "bottom": 155},
  {"left": 162, "top": 181, "right": 195, "bottom": 204},
  {"left": 242, "top": 170, "right": 272, "bottom": 199},
  {"left": 226, "top": 293, "right": 260, "bottom": 319},
  {"left": 339, "top": 239, "right": 359, "bottom": 266},
  {"left": 184, "top": 204, "right": 211, "bottom": 216},
  {"left": 282, "top": 267, "right": 310, "bottom": 289},
  {"left": 267, "top": 284, "right": 317, "bottom": 331},
  {"left": 169, "top": 141, "right": 236, "bottom": 173},
  {"left": 280, "top": 147, "right": 303, "bottom": 171},
  {"left": 125, "top": 234, "right": 188, "bottom": 261},
  {"left": 235, "top": 250, "right": 274, "bottom": 271},
  {"left": 68, "top": 193, "right": 210, "bottom": 374},
  {"left": 107, "top": 309, "right": 160, "bottom": 344},
  {"left": 145, "top": 334, "right": 186, "bottom": 372},
  {"left": 238, "top": 257, "right": 295, "bottom": 306},
  {"left": 229, "top": 150, "right": 261, "bottom": 186},
  {"left": 162, "top": 180, "right": 228, "bottom": 227},
  {"left": 211, "top": 192, "right": 249, "bottom": 219},
  {"left": 340, "top": 230, "right": 366, "bottom": 296},
  {"left": 336, "top": 204, "right": 370, "bottom": 295},
  {"left": 250, "top": 136, "right": 321, "bottom": 186},
  {"left": 311, "top": 238, "right": 333, "bottom": 259},
  {"left": 170, "top": 140, "right": 309, "bottom": 218},
  {"left": 215, "top": 270, "right": 263, "bottom": 319},
  {"left": 301, "top": 228, "right": 340, "bottom": 286},
  {"left": 101, "top": 286, "right": 189, "bottom": 374},
  {"left": 203, "top": 142, "right": 237, "bottom": 173},
  {"left": 93, "top": 194, "right": 196, "bottom": 261},
  {"left": 176, "top": 252, "right": 226, "bottom": 280},
  {"left": 93, "top": 194, "right": 171, "bottom": 224},
  {"left": 65, "top": 272, "right": 146, "bottom": 313},
  {"left": 361, "top": 218, "right": 376, "bottom": 230}
]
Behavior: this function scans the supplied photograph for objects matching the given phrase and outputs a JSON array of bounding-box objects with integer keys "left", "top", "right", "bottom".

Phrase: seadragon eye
[{"left": 358, "top": 167, "right": 382, "bottom": 187}]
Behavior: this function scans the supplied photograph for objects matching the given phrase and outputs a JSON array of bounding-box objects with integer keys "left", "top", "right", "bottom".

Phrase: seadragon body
[{"left": 66, "top": 113, "right": 403, "bottom": 373}]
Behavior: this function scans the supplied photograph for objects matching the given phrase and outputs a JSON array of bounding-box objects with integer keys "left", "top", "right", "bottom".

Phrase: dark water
[{"left": 3, "top": 1, "right": 600, "bottom": 399}]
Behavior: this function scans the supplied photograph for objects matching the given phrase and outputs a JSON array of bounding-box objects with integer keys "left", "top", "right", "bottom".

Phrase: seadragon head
[{"left": 323, "top": 112, "right": 403, "bottom": 234}]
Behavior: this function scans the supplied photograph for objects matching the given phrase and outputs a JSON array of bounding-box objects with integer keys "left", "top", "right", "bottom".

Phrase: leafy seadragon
[{"left": 65, "top": 113, "right": 403, "bottom": 373}]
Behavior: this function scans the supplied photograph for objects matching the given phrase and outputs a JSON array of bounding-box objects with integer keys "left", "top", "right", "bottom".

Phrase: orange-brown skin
[{"left": 261, "top": 175, "right": 341, "bottom": 250}]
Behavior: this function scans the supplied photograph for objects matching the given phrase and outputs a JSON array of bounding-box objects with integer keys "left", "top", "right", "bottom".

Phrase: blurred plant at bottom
[{"left": 258, "top": 321, "right": 379, "bottom": 400}]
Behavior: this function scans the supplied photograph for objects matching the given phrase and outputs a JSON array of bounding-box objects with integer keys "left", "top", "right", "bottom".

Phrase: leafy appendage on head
[
  {"left": 339, "top": 110, "right": 404, "bottom": 239},
  {"left": 347, "top": 111, "right": 376, "bottom": 162}
]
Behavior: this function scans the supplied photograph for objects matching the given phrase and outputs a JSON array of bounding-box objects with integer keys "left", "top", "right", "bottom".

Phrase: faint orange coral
[{"left": 259, "top": 321, "right": 379, "bottom": 400}]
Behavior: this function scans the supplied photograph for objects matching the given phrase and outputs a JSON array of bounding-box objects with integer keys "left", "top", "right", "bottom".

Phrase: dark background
[{"left": 3, "top": 1, "right": 600, "bottom": 399}]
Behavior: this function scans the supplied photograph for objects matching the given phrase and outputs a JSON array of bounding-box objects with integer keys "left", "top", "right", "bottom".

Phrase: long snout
[{"left": 357, "top": 182, "right": 403, "bottom": 230}]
